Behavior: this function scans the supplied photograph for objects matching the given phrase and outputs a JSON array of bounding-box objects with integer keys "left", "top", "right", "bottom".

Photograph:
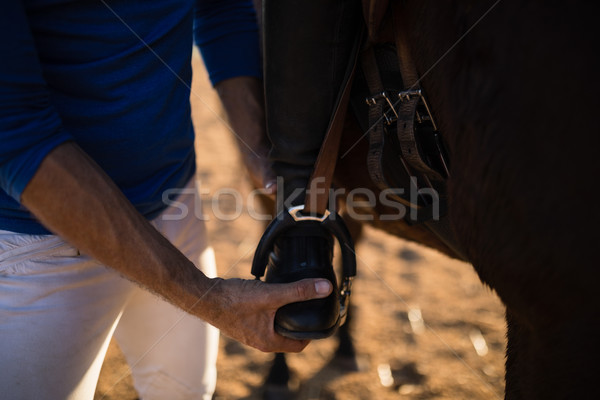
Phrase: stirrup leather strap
[{"left": 302, "top": 29, "right": 364, "bottom": 216}]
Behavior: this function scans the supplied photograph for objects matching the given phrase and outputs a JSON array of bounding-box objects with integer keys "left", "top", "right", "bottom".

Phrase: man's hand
[
  {"left": 201, "top": 277, "right": 332, "bottom": 352},
  {"left": 215, "top": 76, "right": 276, "bottom": 196}
]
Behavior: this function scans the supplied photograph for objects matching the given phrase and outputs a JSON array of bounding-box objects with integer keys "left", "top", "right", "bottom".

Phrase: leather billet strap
[
  {"left": 391, "top": 3, "right": 445, "bottom": 181},
  {"left": 362, "top": 47, "right": 388, "bottom": 190},
  {"left": 361, "top": 46, "right": 423, "bottom": 211},
  {"left": 362, "top": 0, "right": 390, "bottom": 42},
  {"left": 302, "top": 27, "right": 365, "bottom": 216},
  {"left": 361, "top": 45, "right": 443, "bottom": 220}
]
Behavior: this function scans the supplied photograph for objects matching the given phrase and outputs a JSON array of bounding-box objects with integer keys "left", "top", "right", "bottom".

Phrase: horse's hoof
[{"left": 262, "top": 383, "right": 296, "bottom": 400}]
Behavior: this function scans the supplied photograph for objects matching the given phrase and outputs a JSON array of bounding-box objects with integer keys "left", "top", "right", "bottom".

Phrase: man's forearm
[
  {"left": 215, "top": 76, "right": 275, "bottom": 192},
  {"left": 20, "top": 141, "right": 332, "bottom": 352},
  {"left": 20, "top": 142, "right": 213, "bottom": 314}
]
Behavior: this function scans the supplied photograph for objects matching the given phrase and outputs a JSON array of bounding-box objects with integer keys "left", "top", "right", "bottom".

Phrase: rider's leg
[
  {"left": 263, "top": 0, "right": 363, "bottom": 203},
  {"left": 260, "top": 0, "right": 362, "bottom": 338}
]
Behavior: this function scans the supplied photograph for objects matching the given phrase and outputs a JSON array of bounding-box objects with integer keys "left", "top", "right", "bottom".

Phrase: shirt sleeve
[
  {"left": 0, "top": 1, "right": 74, "bottom": 202},
  {"left": 193, "top": 0, "right": 262, "bottom": 86}
]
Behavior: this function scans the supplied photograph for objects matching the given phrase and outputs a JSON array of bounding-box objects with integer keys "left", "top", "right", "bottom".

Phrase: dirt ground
[{"left": 94, "top": 52, "right": 506, "bottom": 400}]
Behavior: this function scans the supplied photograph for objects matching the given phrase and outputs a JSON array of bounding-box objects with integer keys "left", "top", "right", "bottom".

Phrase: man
[{"left": 0, "top": 1, "right": 331, "bottom": 399}]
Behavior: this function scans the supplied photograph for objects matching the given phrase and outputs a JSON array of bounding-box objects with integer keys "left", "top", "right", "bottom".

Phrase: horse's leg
[
  {"left": 262, "top": 353, "right": 293, "bottom": 400},
  {"left": 332, "top": 303, "right": 358, "bottom": 370},
  {"left": 262, "top": 311, "right": 358, "bottom": 400},
  {"left": 400, "top": 1, "right": 600, "bottom": 397},
  {"left": 504, "top": 304, "right": 600, "bottom": 399},
  {"left": 332, "top": 213, "right": 362, "bottom": 370}
]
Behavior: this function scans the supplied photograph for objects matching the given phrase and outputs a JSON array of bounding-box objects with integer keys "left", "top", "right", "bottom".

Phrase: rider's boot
[{"left": 262, "top": 0, "right": 362, "bottom": 338}]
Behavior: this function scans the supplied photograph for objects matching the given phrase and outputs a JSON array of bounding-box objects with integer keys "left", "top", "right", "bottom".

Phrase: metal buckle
[
  {"left": 339, "top": 276, "right": 353, "bottom": 321},
  {"left": 365, "top": 89, "right": 439, "bottom": 130},
  {"left": 287, "top": 205, "right": 331, "bottom": 222},
  {"left": 365, "top": 91, "right": 399, "bottom": 125},
  {"left": 398, "top": 89, "right": 438, "bottom": 131}
]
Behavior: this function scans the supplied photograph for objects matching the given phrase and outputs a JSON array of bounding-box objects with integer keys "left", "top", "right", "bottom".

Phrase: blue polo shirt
[{"left": 0, "top": 0, "right": 261, "bottom": 234}]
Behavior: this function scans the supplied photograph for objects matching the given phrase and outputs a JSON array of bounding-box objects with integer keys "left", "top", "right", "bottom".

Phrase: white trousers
[{"left": 0, "top": 178, "right": 219, "bottom": 400}]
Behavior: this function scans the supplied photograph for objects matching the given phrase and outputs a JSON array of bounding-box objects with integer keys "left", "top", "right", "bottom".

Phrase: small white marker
[
  {"left": 469, "top": 328, "right": 489, "bottom": 356},
  {"left": 408, "top": 308, "right": 425, "bottom": 335}
]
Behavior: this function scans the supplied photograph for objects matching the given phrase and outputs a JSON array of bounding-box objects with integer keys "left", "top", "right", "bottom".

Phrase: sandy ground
[{"left": 94, "top": 53, "right": 506, "bottom": 400}]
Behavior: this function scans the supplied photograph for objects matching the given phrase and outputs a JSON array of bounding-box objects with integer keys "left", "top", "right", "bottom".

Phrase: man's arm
[
  {"left": 21, "top": 142, "right": 331, "bottom": 352},
  {"left": 194, "top": 0, "right": 276, "bottom": 192},
  {"left": 215, "top": 76, "right": 275, "bottom": 193}
]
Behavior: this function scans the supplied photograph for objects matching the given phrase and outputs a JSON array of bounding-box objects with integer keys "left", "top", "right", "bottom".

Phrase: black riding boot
[
  {"left": 264, "top": 0, "right": 362, "bottom": 201},
  {"left": 261, "top": 0, "right": 362, "bottom": 339}
]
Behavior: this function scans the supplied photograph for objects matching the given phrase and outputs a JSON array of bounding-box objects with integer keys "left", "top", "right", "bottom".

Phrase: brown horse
[{"left": 327, "top": 1, "right": 600, "bottom": 398}]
